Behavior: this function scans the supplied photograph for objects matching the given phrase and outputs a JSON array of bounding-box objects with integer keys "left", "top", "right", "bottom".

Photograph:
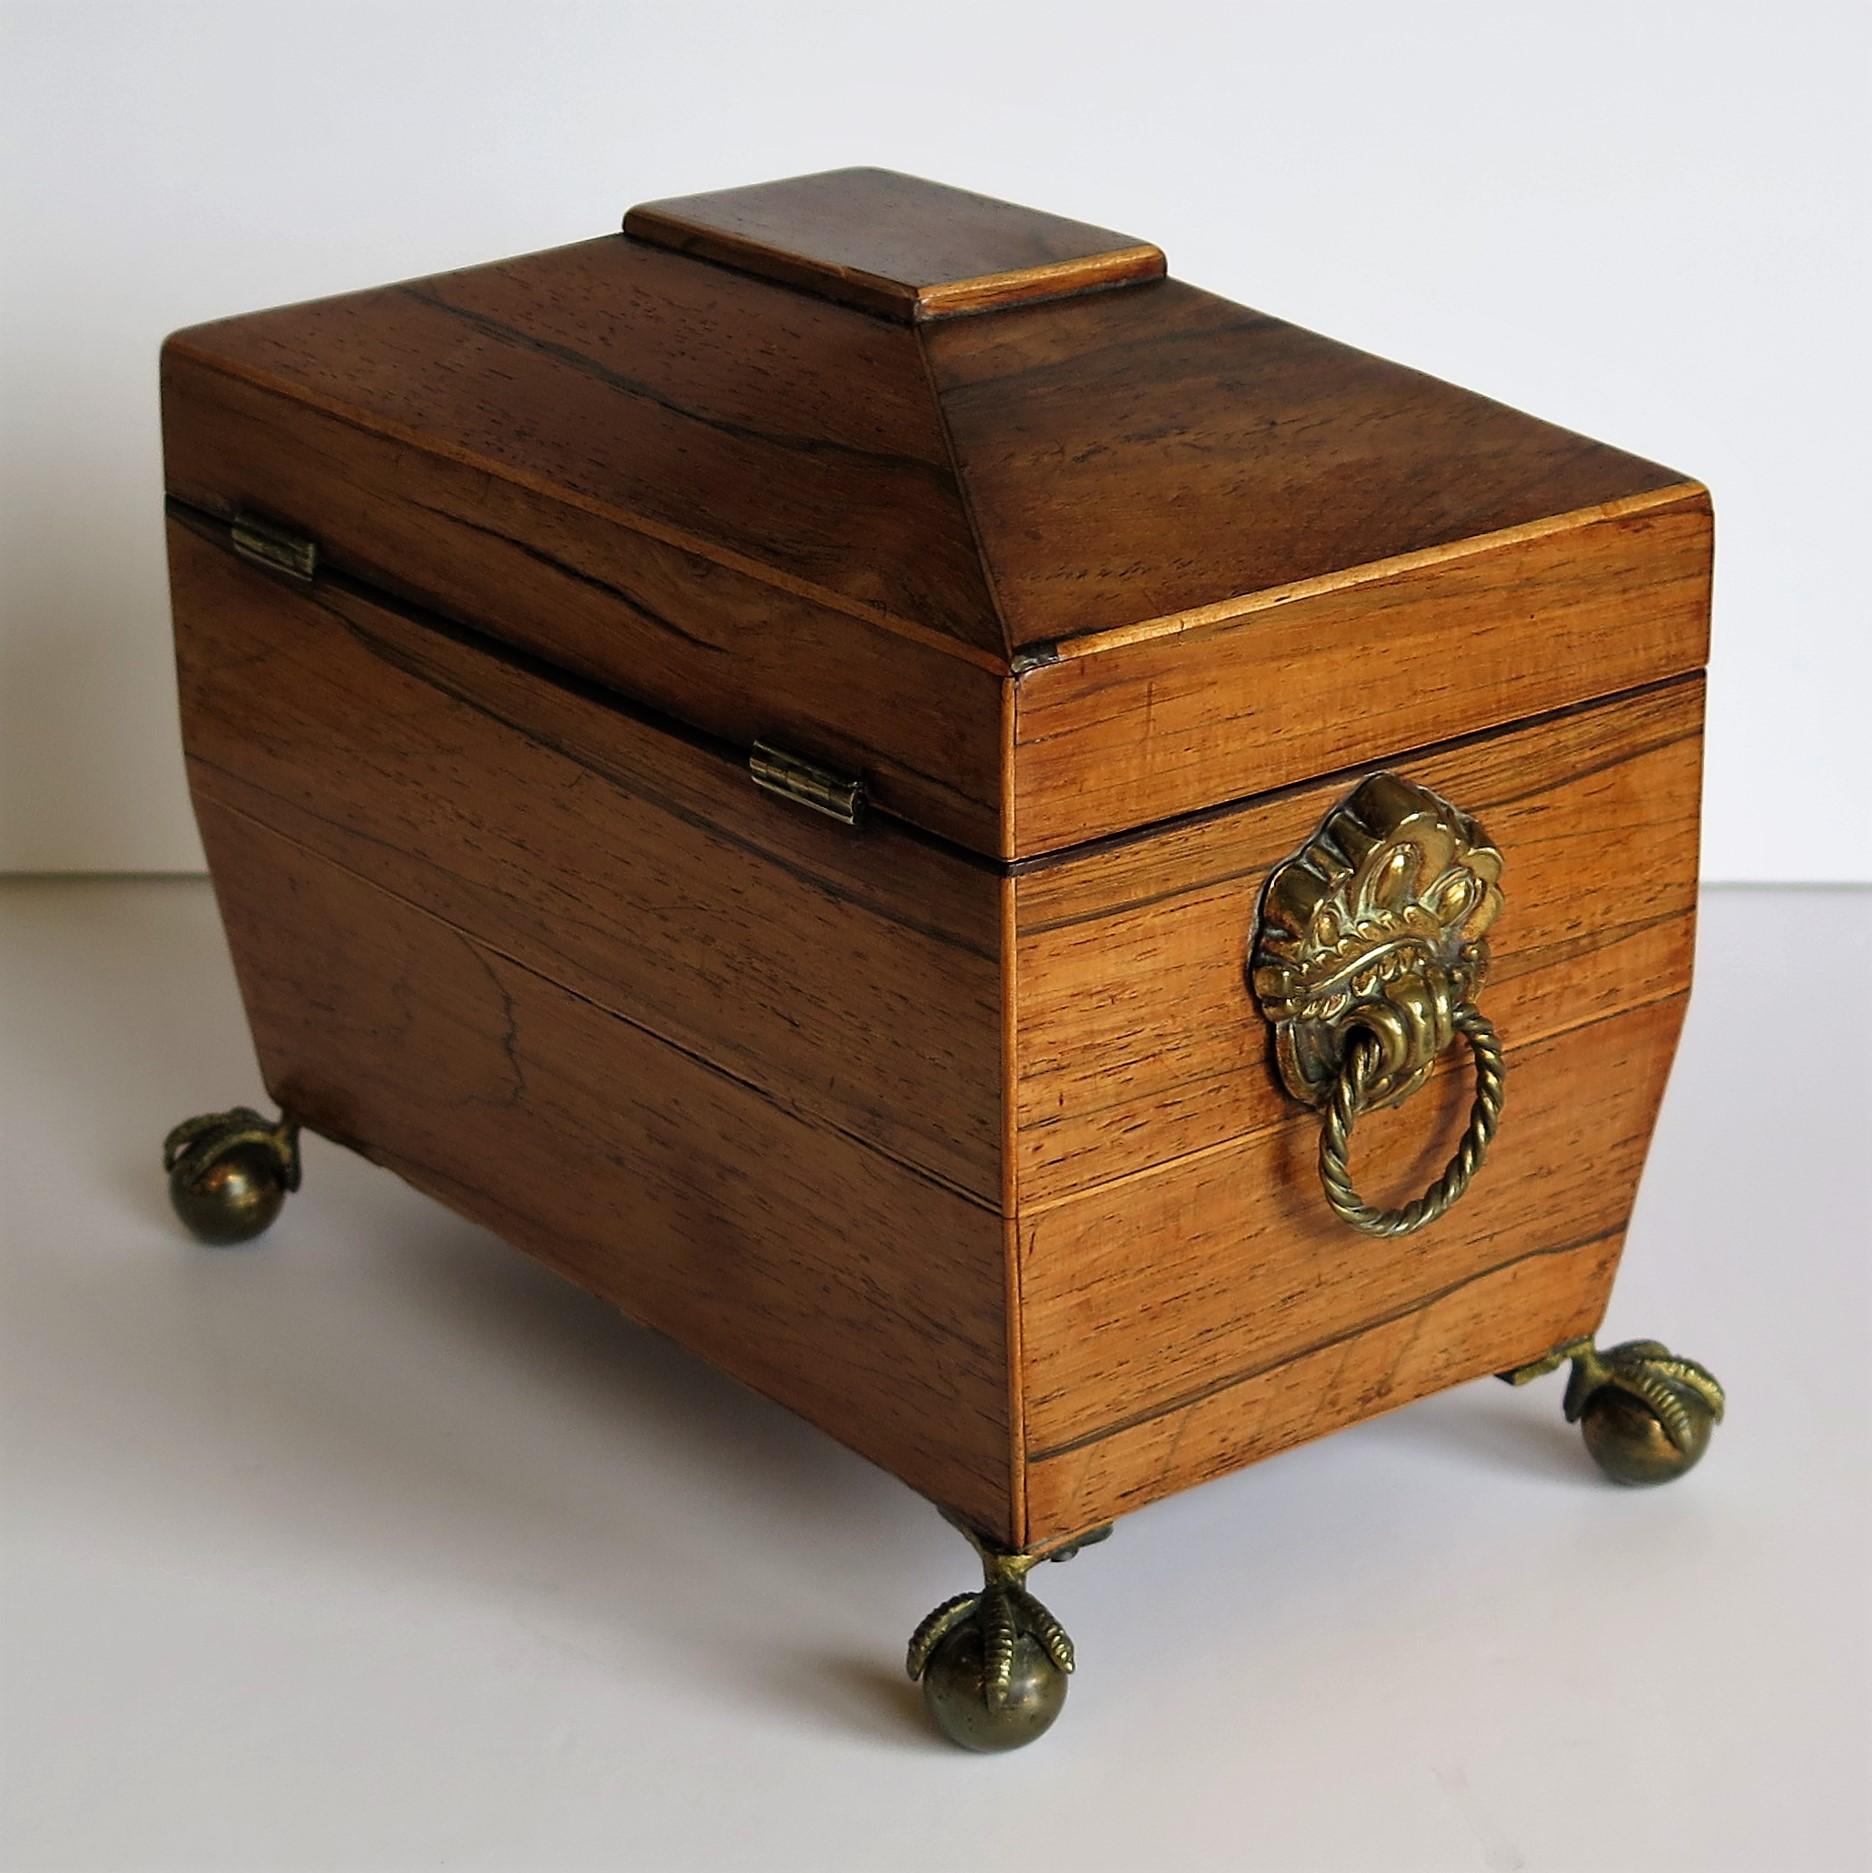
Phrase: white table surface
[{"left": 2, "top": 879, "right": 1867, "bottom": 1873}]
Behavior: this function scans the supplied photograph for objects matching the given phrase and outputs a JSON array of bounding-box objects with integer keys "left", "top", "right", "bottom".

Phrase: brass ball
[
  {"left": 1580, "top": 1382, "right": 1716, "bottom": 1486},
  {"left": 920, "top": 1624, "right": 1068, "bottom": 1752},
  {"left": 169, "top": 1140, "right": 288, "bottom": 1245}
]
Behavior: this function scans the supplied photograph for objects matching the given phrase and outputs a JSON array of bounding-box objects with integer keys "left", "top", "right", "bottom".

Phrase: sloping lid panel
[
  {"left": 923, "top": 279, "right": 1693, "bottom": 652},
  {"left": 165, "top": 235, "right": 1003, "bottom": 657}
]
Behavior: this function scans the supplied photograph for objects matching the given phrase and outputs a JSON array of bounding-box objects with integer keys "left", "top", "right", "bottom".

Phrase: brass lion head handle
[{"left": 1249, "top": 773, "right": 1507, "bottom": 1237}]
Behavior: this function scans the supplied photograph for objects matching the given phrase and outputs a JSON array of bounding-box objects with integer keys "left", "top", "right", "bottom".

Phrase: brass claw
[
  {"left": 163, "top": 1106, "right": 301, "bottom": 1245},
  {"left": 906, "top": 1516, "right": 1108, "bottom": 1752},
  {"left": 1504, "top": 1334, "right": 1725, "bottom": 1485}
]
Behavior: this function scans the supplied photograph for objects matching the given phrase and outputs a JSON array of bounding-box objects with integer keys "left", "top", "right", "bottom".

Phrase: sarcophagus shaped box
[{"left": 161, "top": 169, "right": 1722, "bottom": 1750}]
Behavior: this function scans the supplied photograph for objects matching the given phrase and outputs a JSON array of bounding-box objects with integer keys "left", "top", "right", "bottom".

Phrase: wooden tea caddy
[{"left": 161, "top": 169, "right": 1724, "bottom": 1751}]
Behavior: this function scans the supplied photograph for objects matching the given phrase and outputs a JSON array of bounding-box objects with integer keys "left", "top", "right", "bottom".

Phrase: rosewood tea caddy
[{"left": 160, "top": 168, "right": 1724, "bottom": 1751}]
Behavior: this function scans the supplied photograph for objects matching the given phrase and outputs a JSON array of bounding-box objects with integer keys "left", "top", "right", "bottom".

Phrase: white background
[
  {"left": 1, "top": 0, "right": 1868, "bottom": 880},
  {"left": 4, "top": 879, "right": 1869, "bottom": 1872},
  {"left": 3, "top": 9, "right": 1869, "bottom": 1868}
]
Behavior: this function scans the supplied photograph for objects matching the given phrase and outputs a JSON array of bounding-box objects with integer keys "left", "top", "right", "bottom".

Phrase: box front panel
[{"left": 1012, "top": 678, "right": 1703, "bottom": 1543}]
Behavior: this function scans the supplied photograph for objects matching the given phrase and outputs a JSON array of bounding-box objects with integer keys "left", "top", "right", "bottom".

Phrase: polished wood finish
[
  {"left": 1010, "top": 487, "right": 1711, "bottom": 851},
  {"left": 165, "top": 170, "right": 1714, "bottom": 1552},
  {"left": 162, "top": 237, "right": 1000, "bottom": 651},
  {"left": 193, "top": 797, "right": 1015, "bottom": 1537},
  {"left": 160, "top": 235, "right": 1012, "bottom": 852},
  {"left": 1024, "top": 1217, "right": 1629, "bottom": 1544},
  {"left": 161, "top": 349, "right": 1006, "bottom": 855},
  {"left": 922, "top": 281, "right": 1689, "bottom": 652},
  {"left": 163, "top": 174, "right": 1706, "bottom": 859},
  {"left": 625, "top": 168, "right": 1164, "bottom": 321},
  {"left": 172, "top": 509, "right": 1701, "bottom": 1549},
  {"left": 1012, "top": 677, "right": 1704, "bottom": 1203},
  {"left": 170, "top": 515, "right": 1001, "bottom": 1204},
  {"left": 1018, "top": 994, "right": 1686, "bottom": 1543},
  {"left": 1005, "top": 676, "right": 1703, "bottom": 1539}
]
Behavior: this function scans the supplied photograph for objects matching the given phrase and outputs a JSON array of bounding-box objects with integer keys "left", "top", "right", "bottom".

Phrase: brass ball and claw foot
[
  {"left": 162, "top": 1108, "right": 302, "bottom": 1245},
  {"left": 905, "top": 1513, "right": 1110, "bottom": 1753},
  {"left": 1503, "top": 1334, "right": 1726, "bottom": 1485}
]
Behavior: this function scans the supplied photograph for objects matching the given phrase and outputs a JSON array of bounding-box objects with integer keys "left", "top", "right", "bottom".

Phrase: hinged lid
[{"left": 162, "top": 167, "right": 1709, "bottom": 862}]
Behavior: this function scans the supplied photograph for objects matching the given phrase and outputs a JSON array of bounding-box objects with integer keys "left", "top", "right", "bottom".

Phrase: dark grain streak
[{"left": 402, "top": 283, "right": 958, "bottom": 485}]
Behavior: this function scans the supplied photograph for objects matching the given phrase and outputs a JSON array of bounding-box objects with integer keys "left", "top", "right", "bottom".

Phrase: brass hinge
[
  {"left": 230, "top": 512, "right": 319, "bottom": 585},
  {"left": 748, "top": 740, "right": 866, "bottom": 826}
]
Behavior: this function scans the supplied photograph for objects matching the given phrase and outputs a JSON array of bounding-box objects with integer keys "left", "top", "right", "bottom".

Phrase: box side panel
[
  {"left": 1011, "top": 490, "right": 1710, "bottom": 854},
  {"left": 1021, "top": 994, "right": 1686, "bottom": 1544},
  {"left": 1012, "top": 677, "right": 1704, "bottom": 1545},
  {"left": 172, "top": 520, "right": 1017, "bottom": 1539},
  {"left": 1016, "top": 679, "right": 1704, "bottom": 1202},
  {"left": 162, "top": 353, "right": 1009, "bottom": 856}
]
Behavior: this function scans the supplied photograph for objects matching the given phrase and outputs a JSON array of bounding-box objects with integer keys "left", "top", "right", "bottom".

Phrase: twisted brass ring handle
[{"left": 1318, "top": 1002, "right": 1505, "bottom": 1237}]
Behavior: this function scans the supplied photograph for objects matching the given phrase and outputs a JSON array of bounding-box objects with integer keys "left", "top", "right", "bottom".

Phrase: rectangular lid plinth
[{"left": 623, "top": 167, "right": 1165, "bottom": 321}]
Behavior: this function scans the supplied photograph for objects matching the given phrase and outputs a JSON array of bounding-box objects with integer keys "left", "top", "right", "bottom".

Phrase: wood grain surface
[
  {"left": 1009, "top": 488, "right": 1712, "bottom": 851},
  {"left": 625, "top": 168, "right": 1165, "bottom": 321},
  {"left": 924, "top": 277, "right": 1690, "bottom": 651},
  {"left": 1020, "top": 994, "right": 1688, "bottom": 1544},
  {"left": 192, "top": 798, "right": 1017, "bottom": 1539},
  {"left": 1012, "top": 677, "right": 1704, "bottom": 1202},
  {"left": 163, "top": 179, "right": 1709, "bottom": 862},
  {"left": 165, "top": 237, "right": 1000, "bottom": 650},
  {"left": 161, "top": 233, "right": 1015, "bottom": 853},
  {"left": 172, "top": 507, "right": 1704, "bottom": 1546},
  {"left": 171, "top": 515, "right": 1002, "bottom": 1205},
  {"left": 1023, "top": 1226, "right": 1627, "bottom": 1544},
  {"left": 164, "top": 174, "right": 1714, "bottom": 1544},
  {"left": 162, "top": 352, "right": 1008, "bottom": 854}
]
